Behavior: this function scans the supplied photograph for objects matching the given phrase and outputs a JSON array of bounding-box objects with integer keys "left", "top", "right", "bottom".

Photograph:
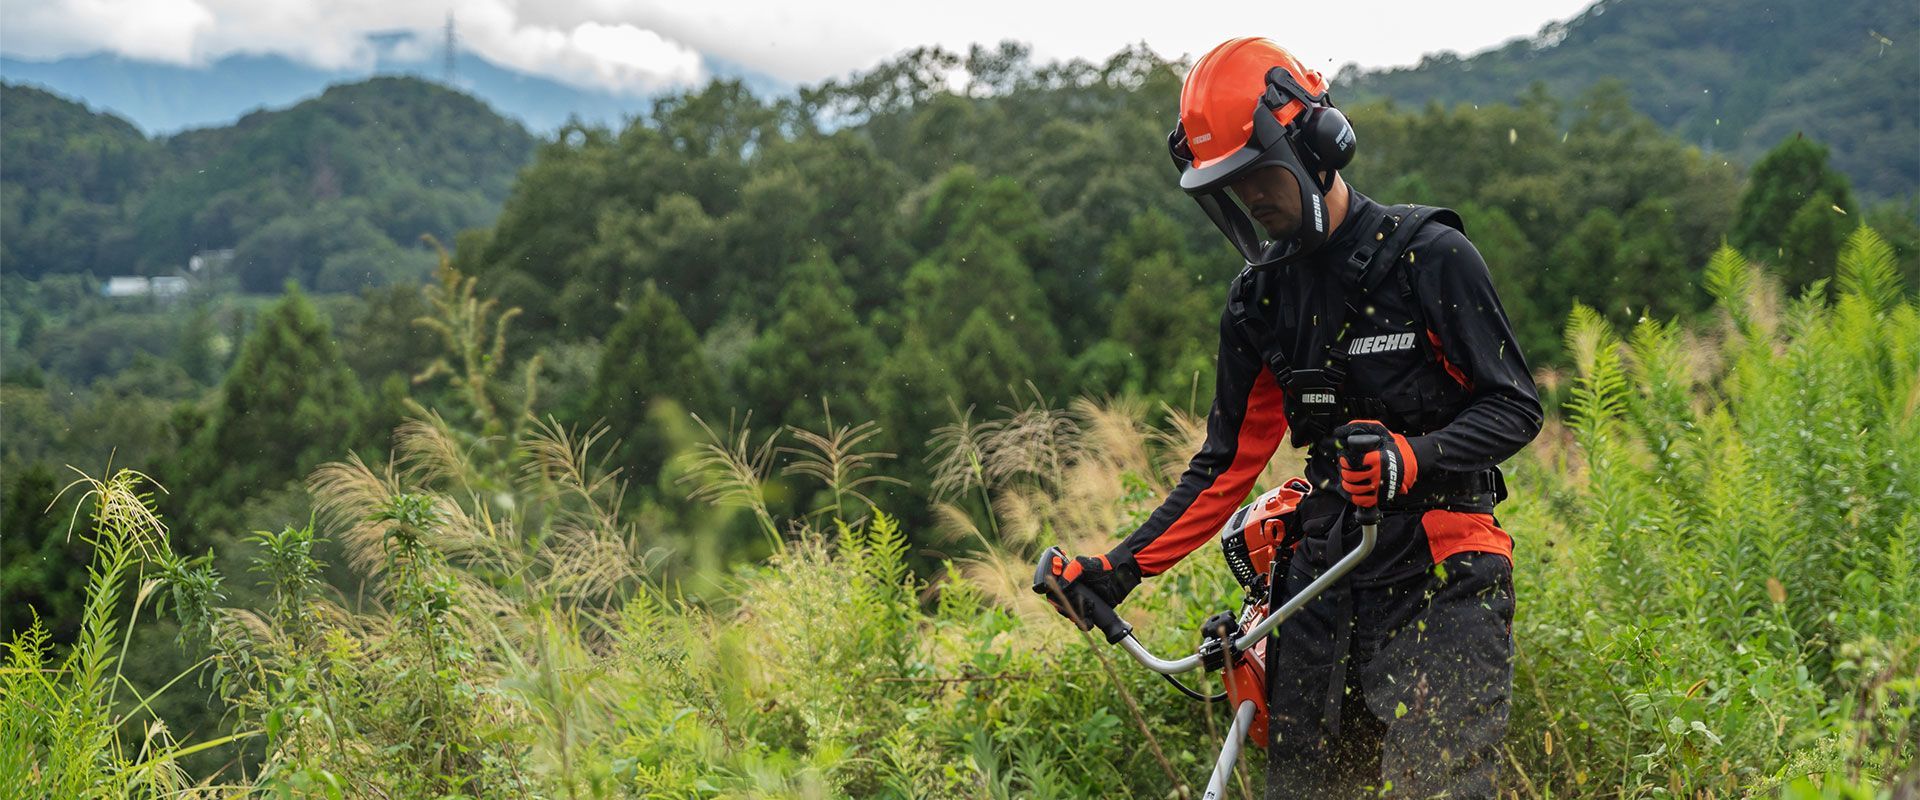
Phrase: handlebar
[
  {"left": 1342, "top": 433, "right": 1382, "bottom": 526},
  {"left": 1037, "top": 428, "right": 1387, "bottom": 674},
  {"left": 1032, "top": 546, "right": 1135, "bottom": 644},
  {"left": 1115, "top": 516, "right": 1376, "bottom": 675}
]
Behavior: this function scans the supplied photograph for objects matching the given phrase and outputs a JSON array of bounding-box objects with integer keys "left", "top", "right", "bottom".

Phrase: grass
[{"left": 4, "top": 230, "right": 1915, "bottom": 798}]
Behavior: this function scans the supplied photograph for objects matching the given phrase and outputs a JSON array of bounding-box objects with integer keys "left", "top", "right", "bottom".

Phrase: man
[{"left": 1039, "top": 38, "right": 1542, "bottom": 797}]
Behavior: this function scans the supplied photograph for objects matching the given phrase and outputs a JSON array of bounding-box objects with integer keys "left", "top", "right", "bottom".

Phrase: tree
[
  {"left": 740, "top": 250, "right": 884, "bottom": 432},
  {"left": 865, "top": 325, "right": 962, "bottom": 465},
  {"left": 949, "top": 308, "right": 1035, "bottom": 411},
  {"left": 1733, "top": 135, "right": 1859, "bottom": 292},
  {"left": 1779, "top": 190, "right": 1859, "bottom": 294},
  {"left": 1100, "top": 211, "right": 1217, "bottom": 404},
  {"left": 0, "top": 463, "right": 88, "bottom": 642},
  {"left": 587, "top": 283, "right": 719, "bottom": 490},
  {"left": 179, "top": 284, "right": 368, "bottom": 542}
]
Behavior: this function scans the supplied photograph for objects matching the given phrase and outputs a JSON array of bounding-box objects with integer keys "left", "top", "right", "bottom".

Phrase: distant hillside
[
  {"left": 0, "top": 77, "right": 538, "bottom": 290},
  {"left": 0, "top": 85, "right": 157, "bottom": 278},
  {"left": 1341, "top": 0, "right": 1920, "bottom": 202},
  {"left": 0, "top": 30, "right": 787, "bottom": 135}
]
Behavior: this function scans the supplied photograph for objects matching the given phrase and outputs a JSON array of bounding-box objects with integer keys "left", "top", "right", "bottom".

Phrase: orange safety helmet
[{"left": 1170, "top": 38, "right": 1355, "bottom": 269}]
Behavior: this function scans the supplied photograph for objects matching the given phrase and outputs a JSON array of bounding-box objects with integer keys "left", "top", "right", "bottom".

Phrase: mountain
[
  {"left": 1, "top": 77, "right": 537, "bottom": 289},
  {"left": 0, "top": 30, "right": 789, "bottom": 135},
  {"left": 0, "top": 85, "right": 160, "bottom": 279},
  {"left": 1339, "top": 0, "right": 1919, "bottom": 202}
]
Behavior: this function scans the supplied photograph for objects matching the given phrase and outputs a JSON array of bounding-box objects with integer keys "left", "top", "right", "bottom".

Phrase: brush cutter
[{"left": 1034, "top": 433, "right": 1384, "bottom": 799}]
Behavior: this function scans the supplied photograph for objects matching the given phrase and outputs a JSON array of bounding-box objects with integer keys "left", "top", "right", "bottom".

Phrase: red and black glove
[
  {"left": 1032, "top": 548, "right": 1140, "bottom": 642},
  {"left": 1332, "top": 420, "right": 1418, "bottom": 508}
]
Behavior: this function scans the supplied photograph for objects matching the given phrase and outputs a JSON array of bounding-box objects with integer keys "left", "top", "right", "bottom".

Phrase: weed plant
[{"left": 3, "top": 231, "right": 1913, "bottom": 798}]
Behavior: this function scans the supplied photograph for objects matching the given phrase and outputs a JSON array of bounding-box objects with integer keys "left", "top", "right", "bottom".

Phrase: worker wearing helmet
[{"left": 1040, "top": 38, "right": 1543, "bottom": 796}]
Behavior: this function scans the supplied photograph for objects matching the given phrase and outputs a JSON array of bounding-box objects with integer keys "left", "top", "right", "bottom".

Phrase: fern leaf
[
  {"left": 1703, "top": 245, "right": 1754, "bottom": 333},
  {"left": 1835, "top": 226, "right": 1902, "bottom": 313}
]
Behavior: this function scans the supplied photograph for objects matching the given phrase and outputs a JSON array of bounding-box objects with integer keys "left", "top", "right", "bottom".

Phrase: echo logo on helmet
[{"left": 1167, "top": 38, "right": 1356, "bottom": 270}]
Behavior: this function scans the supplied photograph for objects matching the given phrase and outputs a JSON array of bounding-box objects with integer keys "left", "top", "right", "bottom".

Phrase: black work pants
[{"left": 1263, "top": 507, "right": 1515, "bottom": 799}]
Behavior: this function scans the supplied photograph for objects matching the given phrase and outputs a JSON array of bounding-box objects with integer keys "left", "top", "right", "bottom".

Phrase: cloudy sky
[{"left": 2, "top": 0, "right": 1597, "bottom": 94}]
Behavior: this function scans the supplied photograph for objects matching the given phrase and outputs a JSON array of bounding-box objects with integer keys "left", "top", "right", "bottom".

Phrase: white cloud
[
  {"left": 5, "top": 0, "right": 216, "bottom": 64},
  {"left": 1, "top": 0, "right": 1599, "bottom": 95}
]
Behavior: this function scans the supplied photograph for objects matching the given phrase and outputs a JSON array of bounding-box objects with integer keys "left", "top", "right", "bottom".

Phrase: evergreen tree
[
  {"left": 180, "top": 284, "right": 367, "bottom": 541},
  {"left": 865, "top": 325, "right": 962, "bottom": 465},
  {"left": 587, "top": 283, "right": 719, "bottom": 490},
  {"left": 176, "top": 308, "right": 219, "bottom": 384},
  {"left": 1779, "top": 189, "right": 1859, "bottom": 294},
  {"left": 902, "top": 226, "right": 1065, "bottom": 388},
  {"left": 1733, "top": 135, "right": 1859, "bottom": 291},
  {"left": 1102, "top": 211, "right": 1216, "bottom": 404},
  {"left": 741, "top": 250, "right": 884, "bottom": 432},
  {"left": 0, "top": 463, "right": 87, "bottom": 642},
  {"left": 1545, "top": 208, "right": 1625, "bottom": 319},
  {"left": 949, "top": 308, "right": 1034, "bottom": 410}
]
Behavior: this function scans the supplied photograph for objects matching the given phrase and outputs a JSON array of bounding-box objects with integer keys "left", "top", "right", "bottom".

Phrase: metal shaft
[
  {"left": 1202, "top": 700, "right": 1257, "bottom": 800},
  {"left": 1116, "top": 520, "right": 1377, "bottom": 675}
]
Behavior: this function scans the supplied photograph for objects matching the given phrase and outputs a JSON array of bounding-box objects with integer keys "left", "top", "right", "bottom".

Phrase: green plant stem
[{"left": 1078, "top": 630, "right": 1186, "bottom": 795}]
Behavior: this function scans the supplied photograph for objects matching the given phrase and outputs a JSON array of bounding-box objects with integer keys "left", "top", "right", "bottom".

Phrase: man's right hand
[{"left": 1032, "top": 549, "right": 1140, "bottom": 639}]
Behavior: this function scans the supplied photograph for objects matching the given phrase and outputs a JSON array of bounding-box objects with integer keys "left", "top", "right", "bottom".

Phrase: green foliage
[
  {"left": 741, "top": 250, "right": 884, "bottom": 432},
  {"left": 9, "top": 27, "right": 1920, "bottom": 798},
  {"left": 1, "top": 470, "right": 258, "bottom": 798},
  {"left": 1734, "top": 135, "right": 1862, "bottom": 292},
  {"left": 178, "top": 284, "right": 368, "bottom": 544},
  {"left": 3, "top": 76, "right": 532, "bottom": 292},
  {"left": 11, "top": 236, "right": 1918, "bottom": 795},
  {"left": 0, "top": 84, "right": 153, "bottom": 279},
  {"left": 1347, "top": 81, "right": 1739, "bottom": 357},
  {"left": 587, "top": 282, "right": 718, "bottom": 489},
  {"left": 1509, "top": 231, "right": 1920, "bottom": 794},
  {"left": 1343, "top": 0, "right": 1919, "bottom": 201},
  {"left": 0, "top": 464, "right": 88, "bottom": 642}
]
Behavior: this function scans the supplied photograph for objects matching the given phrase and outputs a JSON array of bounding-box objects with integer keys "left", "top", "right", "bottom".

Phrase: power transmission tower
[{"left": 442, "top": 12, "right": 457, "bottom": 84}]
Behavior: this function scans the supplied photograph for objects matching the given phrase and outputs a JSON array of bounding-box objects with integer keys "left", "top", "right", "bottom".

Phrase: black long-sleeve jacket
[{"left": 1110, "top": 192, "right": 1543, "bottom": 577}]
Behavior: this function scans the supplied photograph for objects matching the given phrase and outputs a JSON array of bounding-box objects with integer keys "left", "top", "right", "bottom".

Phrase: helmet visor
[{"left": 1172, "top": 109, "right": 1329, "bottom": 269}]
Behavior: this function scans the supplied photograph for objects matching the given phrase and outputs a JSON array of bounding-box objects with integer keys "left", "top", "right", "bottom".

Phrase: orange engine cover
[
  {"left": 1225, "top": 604, "right": 1270, "bottom": 747},
  {"left": 1219, "top": 477, "right": 1312, "bottom": 597}
]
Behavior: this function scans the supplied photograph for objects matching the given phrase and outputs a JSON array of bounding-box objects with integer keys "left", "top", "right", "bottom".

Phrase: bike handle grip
[
  {"left": 1340, "top": 433, "right": 1381, "bottom": 470},
  {"left": 1032, "top": 546, "right": 1134, "bottom": 644}
]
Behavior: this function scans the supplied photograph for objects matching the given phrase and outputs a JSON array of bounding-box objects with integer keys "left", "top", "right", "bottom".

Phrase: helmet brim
[{"left": 1172, "top": 109, "right": 1329, "bottom": 269}]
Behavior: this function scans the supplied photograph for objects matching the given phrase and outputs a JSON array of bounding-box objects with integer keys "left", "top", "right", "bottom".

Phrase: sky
[{"left": 1, "top": 0, "right": 1600, "bottom": 95}]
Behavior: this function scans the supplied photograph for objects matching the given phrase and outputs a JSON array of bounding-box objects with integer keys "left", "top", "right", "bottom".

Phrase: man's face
[{"left": 1228, "top": 165, "right": 1301, "bottom": 239}]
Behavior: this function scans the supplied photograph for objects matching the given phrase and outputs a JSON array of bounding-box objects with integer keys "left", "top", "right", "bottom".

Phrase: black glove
[{"left": 1032, "top": 548, "right": 1141, "bottom": 642}]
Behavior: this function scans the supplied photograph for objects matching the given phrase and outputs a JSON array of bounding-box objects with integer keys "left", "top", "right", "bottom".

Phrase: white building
[
  {"left": 101, "top": 276, "right": 193, "bottom": 300},
  {"left": 102, "top": 276, "right": 151, "bottom": 297}
]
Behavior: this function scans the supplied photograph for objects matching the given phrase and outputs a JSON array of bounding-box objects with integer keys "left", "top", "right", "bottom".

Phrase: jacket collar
[{"left": 1312, "top": 190, "right": 1390, "bottom": 292}]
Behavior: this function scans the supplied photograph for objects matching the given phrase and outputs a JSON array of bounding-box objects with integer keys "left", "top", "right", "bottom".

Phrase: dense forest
[
  {"left": 0, "top": 78, "right": 535, "bottom": 286},
  {"left": 2, "top": 4, "right": 1919, "bottom": 794},
  {"left": 1343, "top": 0, "right": 1920, "bottom": 202}
]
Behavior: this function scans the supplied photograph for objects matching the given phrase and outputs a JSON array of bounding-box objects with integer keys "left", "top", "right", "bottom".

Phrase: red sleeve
[{"left": 1108, "top": 311, "right": 1290, "bottom": 577}]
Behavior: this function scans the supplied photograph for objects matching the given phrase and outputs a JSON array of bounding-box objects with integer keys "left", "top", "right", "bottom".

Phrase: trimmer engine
[
  {"left": 1218, "top": 477, "right": 1312, "bottom": 599},
  {"left": 1207, "top": 476, "right": 1312, "bottom": 749}
]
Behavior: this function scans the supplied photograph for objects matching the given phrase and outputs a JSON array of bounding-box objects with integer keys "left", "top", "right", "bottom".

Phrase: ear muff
[
  {"left": 1169, "top": 65, "right": 1354, "bottom": 270},
  {"left": 1299, "top": 105, "right": 1355, "bottom": 178}
]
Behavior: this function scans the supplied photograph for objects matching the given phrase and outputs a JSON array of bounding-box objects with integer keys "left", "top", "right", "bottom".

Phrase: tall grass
[
  {"left": 4, "top": 229, "right": 1914, "bottom": 798},
  {"left": 1507, "top": 229, "right": 1919, "bottom": 795},
  {"left": 0, "top": 470, "right": 256, "bottom": 799}
]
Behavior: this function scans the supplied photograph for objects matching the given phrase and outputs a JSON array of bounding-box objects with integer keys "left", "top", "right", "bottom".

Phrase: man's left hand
[{"left": 1333, "top": 420, "right": 1418, "bottom": 508}]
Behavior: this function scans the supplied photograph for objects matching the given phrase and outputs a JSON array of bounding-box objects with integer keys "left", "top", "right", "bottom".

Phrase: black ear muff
[
  {"left": 1301, "top": 106, "right": 1355, "bottom": 174},
  {"left": 1168, "top": 123, "right": 1195, "bottom": 172}
]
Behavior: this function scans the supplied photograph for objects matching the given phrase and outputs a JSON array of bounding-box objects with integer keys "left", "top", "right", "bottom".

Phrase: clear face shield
[{"left": 1170, "top": 69, "right": 1346, "bottom": 270}]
